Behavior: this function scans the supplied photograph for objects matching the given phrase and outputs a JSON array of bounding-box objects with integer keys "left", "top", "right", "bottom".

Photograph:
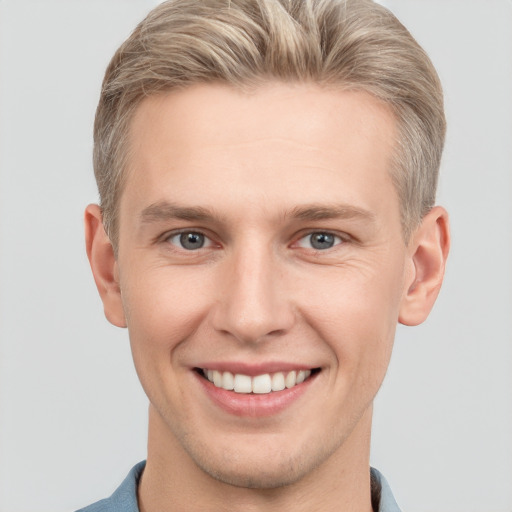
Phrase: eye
[
  {"left": 297, "top": 232, "right": 343, "bottom": 250},
  {"left": 168, "top": 231, "right": 213, "bottom": 250}
]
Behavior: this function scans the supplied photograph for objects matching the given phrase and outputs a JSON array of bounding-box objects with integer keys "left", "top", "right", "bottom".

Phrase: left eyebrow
[{"left": 287, "top": 204, "right": 376, "bottom": 223}]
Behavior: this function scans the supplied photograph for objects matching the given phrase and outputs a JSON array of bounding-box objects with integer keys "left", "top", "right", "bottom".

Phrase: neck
[{"left": 138, "top": 406, "right": 374, "bottom": 512}]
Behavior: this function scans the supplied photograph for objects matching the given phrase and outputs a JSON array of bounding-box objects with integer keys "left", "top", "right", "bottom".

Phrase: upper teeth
[{"left": 203, "top": 369, "right": 312, "bottom": 394}]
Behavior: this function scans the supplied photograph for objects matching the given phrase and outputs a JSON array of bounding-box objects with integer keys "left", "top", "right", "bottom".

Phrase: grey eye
[
  {"left": 297, "top": 232, "right": 341, "bottom": 250},
  {"left": 169, "top": 232, "right": 208, "bottom": 250},
  {"left": 310, "top": 233, "right": 335, "bottom": 249}
]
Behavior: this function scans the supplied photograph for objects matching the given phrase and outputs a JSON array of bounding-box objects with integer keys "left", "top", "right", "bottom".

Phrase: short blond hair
[{"left": 94, "top": 0, "right": 445, "bottom": 249}]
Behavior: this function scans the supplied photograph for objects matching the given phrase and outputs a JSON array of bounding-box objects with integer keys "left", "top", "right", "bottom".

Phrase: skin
[{"left": 85, "top": 83, "right": 450, "bottom": 512}]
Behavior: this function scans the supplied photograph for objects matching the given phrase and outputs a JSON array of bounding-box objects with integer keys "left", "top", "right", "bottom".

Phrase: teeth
[
  {"left": 213, "top": 370, "right": 222, "bottom": 387},
  {"left": 285, "top": 370, "right": 296, "bottom": 388},
  {"left": 234, "top": 374, "right": 252, "bottom": 393},
  {"left": 252, "top": 374, "right": 272, "bottom": 394},
  {"left": 271, "top": 372, "right": 285, "bottom": 391},
  {"left": 202, "top": 369, "right": 314, "bottom": 394},
  {"left": 222, "top": 371, "right": 234, "bottom": 390}
]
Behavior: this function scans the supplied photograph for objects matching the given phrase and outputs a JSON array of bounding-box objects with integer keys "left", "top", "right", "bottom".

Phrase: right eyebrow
[{"left": 139, "top": 201, "right": 219, "bottom": 224}]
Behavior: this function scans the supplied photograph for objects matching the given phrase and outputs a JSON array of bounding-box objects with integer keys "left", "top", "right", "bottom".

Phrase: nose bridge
[{"left": 213, "top": 236, "right": 293, "bottom": 343}]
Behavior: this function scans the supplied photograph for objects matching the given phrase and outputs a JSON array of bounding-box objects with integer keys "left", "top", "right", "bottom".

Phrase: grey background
[{"left": 0, "top": 1, "right": 511, "bottom": 511}]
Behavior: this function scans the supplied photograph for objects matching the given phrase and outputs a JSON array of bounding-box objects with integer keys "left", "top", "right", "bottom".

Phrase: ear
[
  {"left": 399, "top": 206, "right": 450, "bottom": 326},
  {"left": 84, "top": 204, "right": 127, "bottom": 328}
]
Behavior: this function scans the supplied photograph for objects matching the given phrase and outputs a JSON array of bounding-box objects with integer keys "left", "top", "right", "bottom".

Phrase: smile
[{"left": 201, "top": 368, "right": 314, "bottom": 394}]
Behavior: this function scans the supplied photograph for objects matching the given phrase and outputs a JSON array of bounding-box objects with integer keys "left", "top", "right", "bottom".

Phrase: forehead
[{"left": 122, "top": 82, "right": 399, "bottom": 226}]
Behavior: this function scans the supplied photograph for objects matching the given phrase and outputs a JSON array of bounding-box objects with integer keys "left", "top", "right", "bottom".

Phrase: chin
[
  {"left": 183, "top": 433, "right": 340, "bottom": 490},
  {"left": 197, "top": 455, "right": 312, "bottom": 490}
]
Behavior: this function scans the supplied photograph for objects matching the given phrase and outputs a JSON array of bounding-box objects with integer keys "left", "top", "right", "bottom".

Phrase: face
[{"left": 113, "top": 83, "right": 413, "bottom": 488}]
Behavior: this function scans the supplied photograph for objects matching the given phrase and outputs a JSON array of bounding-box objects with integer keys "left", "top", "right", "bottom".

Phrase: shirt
[{"left": 76, "top": 461, "right": 402, "bottom": 512}]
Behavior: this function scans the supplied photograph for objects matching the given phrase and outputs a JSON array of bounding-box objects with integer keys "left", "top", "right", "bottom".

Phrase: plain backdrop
[{"left": 0, "top": 1, "right": 511, "bottom": 511}]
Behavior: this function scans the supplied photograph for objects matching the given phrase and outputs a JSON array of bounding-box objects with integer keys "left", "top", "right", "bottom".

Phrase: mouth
[{"left": 196, "top": 367, "right": 320, "bottom": 395}]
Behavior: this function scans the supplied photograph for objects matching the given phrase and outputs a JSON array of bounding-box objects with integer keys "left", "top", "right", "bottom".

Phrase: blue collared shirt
[{"left": 76, "top": 461, "right": 401, "bottom": 512}]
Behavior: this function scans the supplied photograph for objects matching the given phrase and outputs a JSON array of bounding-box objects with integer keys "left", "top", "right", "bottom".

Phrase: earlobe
[
  {"left": 399, "top": 206, "right": 450, "bottom": 326},
  {"left": 84, "top": 204, "right": 127, "bottom": 328}
]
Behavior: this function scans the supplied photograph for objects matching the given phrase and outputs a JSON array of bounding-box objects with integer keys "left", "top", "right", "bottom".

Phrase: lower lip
[{"left": 195, "top": 371, "right": 317, "bottom": 417}]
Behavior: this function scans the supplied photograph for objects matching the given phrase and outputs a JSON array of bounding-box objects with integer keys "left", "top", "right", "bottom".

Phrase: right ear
[{"left": 84, "top": 204, "right": 126, "bottom": 328}]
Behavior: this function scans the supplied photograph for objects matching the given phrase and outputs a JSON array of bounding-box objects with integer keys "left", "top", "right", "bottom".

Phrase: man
[{"left": 81, "top": 0, "right": 450, "bottom": 510}]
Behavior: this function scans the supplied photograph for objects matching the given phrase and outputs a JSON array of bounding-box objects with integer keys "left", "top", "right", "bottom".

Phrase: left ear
[{"left": 399, "top": 206, "right": 450, "bottom": 326}]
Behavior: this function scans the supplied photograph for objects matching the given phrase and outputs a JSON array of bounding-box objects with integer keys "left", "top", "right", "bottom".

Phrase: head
[
  {"left": 94, "top": 0, "right": 445, "bottom": 252},
  {"left": 86, "top": 0, "right": 450, "bottom": 496}
]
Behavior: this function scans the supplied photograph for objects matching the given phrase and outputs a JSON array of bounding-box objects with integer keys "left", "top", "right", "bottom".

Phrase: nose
[{"left": 212, "top": 241, "right": 295, "bottom": 344}]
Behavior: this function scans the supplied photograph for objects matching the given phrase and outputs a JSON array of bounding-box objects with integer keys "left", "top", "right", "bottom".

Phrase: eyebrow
[
  {"left": 288, "top": 204, "right": 376, "bottom": 223},
  {"left": 139, "top": 200, "right": 376, "bottom": 225},
  {"left": 140, "top": 201, "right": 220, "bottom": 223}
]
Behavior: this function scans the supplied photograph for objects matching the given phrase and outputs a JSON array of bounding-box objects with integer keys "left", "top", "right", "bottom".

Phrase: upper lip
[{"left": 195, "top": 361, "right": 318, "bottom": 376}]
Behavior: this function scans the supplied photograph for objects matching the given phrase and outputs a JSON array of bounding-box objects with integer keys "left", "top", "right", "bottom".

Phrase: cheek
[
  {"left": 120, "top": 267, "right": 213, "bottom": 373},
  {"left": 121, "top": 271, "right": 215, "bottom": 420},
  {"left": 297, "top": 261, "right": 404, "bottom": 371}
]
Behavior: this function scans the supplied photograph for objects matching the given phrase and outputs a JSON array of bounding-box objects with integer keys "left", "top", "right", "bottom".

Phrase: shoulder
[
  {"left": 370, "top": 467, "right": 402, "bottom": 512},
  {"left": 75, "top": 461, "right": 146, "bottom": 512}
]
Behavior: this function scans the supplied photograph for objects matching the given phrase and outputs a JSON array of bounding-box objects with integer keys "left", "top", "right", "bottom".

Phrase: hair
[{"left": 94, "top": 0, "right": 445, "bottom": 250}]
